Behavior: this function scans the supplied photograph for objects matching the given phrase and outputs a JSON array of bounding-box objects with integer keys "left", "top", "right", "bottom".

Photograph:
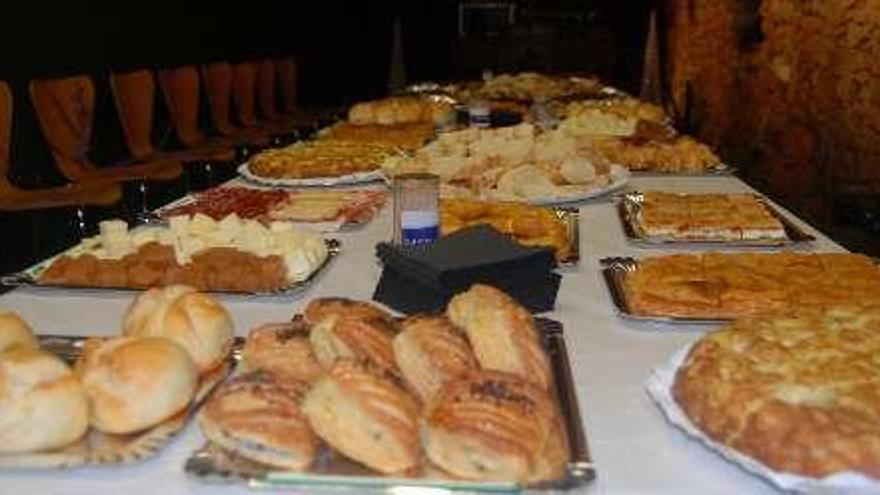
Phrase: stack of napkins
[{"left": 373, "top": 225, "right": 561, "bottom": 314}]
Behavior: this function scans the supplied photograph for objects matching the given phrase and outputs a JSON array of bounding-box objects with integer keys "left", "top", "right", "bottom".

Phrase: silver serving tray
[
  {"left": 1, "top": 239, "right": 341, "bottom": 297},
  {"left": 184, "top": 317, "right": 595, "bottom": 492},
  {"left": 600, "top": 257, "right": 728, "bottom": 325},
  {"left": 0, "top": 334, "right": 236, "bottom": 469},
  {"left": 628, "top": 163, "right": 737, "bottom": 176},
  {"left": 618, "top": 191, "right": 815, "bottom": 247}
]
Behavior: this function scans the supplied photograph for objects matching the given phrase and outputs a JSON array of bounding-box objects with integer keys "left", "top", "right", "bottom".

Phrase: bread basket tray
[{"left": 184, "top": 317, "right": 595, "bottom": 492}]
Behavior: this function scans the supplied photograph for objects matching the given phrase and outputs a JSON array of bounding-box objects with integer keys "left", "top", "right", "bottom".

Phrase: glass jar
[{"left": 392, "top": 173, "right": 440, "bottom": 245}]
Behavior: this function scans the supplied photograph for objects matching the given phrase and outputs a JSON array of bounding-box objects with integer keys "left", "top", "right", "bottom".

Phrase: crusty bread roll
[
  {"left": 0, "top": 311, "right": 38, "bottom": 354},
  {"left": 421, "top": 369, "right": 555, "bottom": 482},
  {"left": 241, "top": 319, "right": 323, "bottom": 383},
  {"left": 392, "top": 316, "right": 477, "bottom": 402},
  {"left": 446, "top": 284, "right": 552, "bottom": 390},
  {"left": 303, "top": 359, "right": 421, "bottom": 474},
  {"left": 200, "top": 371, "right": 318, "bottom": 470},
  {"left": 122, "top": 285, "right": 234, "bottom": 374},
  {"left": 303, "top": 297, "right": 396, "bottom": 329},
  {"left": 310, "top": 314, "right": 397, "bottom": 371},
  {"left": 77, "top": 336, "right": 198, "bottom": 434},
  {"left": 348, "top": 96, "right": 453, "bottom": 127},
  {"left": 0, "top": 347, "right": 89, "bottom": 453}
]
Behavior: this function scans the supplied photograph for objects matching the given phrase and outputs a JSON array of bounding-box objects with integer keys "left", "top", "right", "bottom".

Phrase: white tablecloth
[{"left": 0, "top": 176, "right": 843, "bottom": 494}]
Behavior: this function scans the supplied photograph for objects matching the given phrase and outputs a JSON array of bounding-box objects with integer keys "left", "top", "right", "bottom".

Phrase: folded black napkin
[{"left": 373, "top": 225, "right": 560, "bottom": 314}]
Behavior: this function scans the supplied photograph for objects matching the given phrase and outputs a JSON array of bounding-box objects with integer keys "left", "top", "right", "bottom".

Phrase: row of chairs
[{"left": 0, "top": 57, "right": 320, "bottom": 215}]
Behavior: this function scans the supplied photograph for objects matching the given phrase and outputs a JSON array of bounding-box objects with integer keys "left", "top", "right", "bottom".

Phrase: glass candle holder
[{"left": 392, "top": 173, "right": 440, "bottom": 245}]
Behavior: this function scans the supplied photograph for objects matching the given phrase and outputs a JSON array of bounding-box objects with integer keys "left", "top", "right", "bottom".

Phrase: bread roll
[
  {"left": 303, "top": 297, "right": 396, "bottom": 329},
  {"left": 0, "top": 348, "right": 89, "bottom": 453},
  {"left": 421, "top": 369, "right": 555, "bottom": 482},
  {"left": 200, "top": 371, "right": 318, "bottom": 470},
  {"left": 241, "top": 319, "right": 323, "bottom": 383},
  {"left": 309, "top": 314, "right": 397, "bottom": 371},
  {"left": 77, "top": 336, "right": 198, "bottom": 434},
  {"left": 123, "top": 285, "right": 234, "bottom": 373},
  {"left": 446, "top": 284, "right": 552, "bottom": 389},
  {"left": 303, "top": 359, "right": 420, "bottom": 474},
  {"left": 347, "top": 96, "right": 452, "bottom": 126},
  {"left": 392, "top": 316, "right": 477, "bottom": 402},
  {"left": 0, "top": 311, "right": 38, "bottom": 354}
]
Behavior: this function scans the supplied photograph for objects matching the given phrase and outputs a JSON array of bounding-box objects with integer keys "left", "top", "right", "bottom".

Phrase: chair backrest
[
  {"left": 256, "top": 59, "right": 280, "bottom": 121},
  {"left": 0, "top": 81, "right": 13, "bottom": 188},
  {"left": 109, "top": 70, "right": 156, "bottom": 160},
  {"left": 275, "top": 57, "right": 299, "bottom": 113},
  {"left": 200, "top": 62, "right": 236, "bottom": 135},
  {"left": 232, "top": 61, "right": 259, "bottom": 127},
  {"left": 157, "top": 66, "right": 206, "bottom": 146},
  {"left": 29, "top": 75, "right": 97, "bottom": 181}
]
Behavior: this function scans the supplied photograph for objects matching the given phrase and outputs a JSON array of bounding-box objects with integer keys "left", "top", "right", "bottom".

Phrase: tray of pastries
[
  {"left": 2, "top": 215, "right": 337, "bottom": 295},
  {"left": 317, "top": 122, "right": 436, "bottom": 151},
  {"left": 0, "top": 288, "right": 236, "bottom": 468},
  {"left": 601, "top": 253, "right": 880, "bottom": 323},
  {"left": 382, "top": 123, "right": 629, "bottom": 205},
  {"left": 347, "top": 95, "right": 456, "bottom": 127},
  {"left": 185, "top": 286, "right": 594, "bottom": 491},
  {"left": 440, "top": 198, "right": 579, "bottom": 264},
  {"left": 646, "top": 306, "right": 880, "bottom": 492},
  {"left": 618, "top": 191, "right": 815, "bottom": 245},
  {"left": 158, "top": 186, "right": 388, "bottom": 232},
  {"left": 240, "top": 140, "right": 397, "bottom": 187},
  {"left": 454, "top": 72, "right": 604, "bottom": 103}
]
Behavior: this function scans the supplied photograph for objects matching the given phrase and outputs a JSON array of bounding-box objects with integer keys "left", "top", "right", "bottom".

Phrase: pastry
[
  {"left": 673, "top": 306, "right": 880, "bottom": 477},
  {"left": 303, "top": 297, "right": 396, "bottom": 328},
  {"left": 76, "top": 336, "right": 198, "bottom": 434},
  {"left": 625, "top": 253, "right": 880, "bottom": 319},
  {"left": 392, "top": 315, "right": 477, "bottom": 402},
  {"left": 421, "top": 369, "right": 556, "bottom": 482},
  {"left": 319, "top": 122, "right": 434, "bottom": 151},
  {"left": 348, "top": 96, "right": 454, "bottom": 126},
  {"left": 241, "top": 319, "right": 323, "bottom": 383},
  {"left": 0, "top": 311, "right": 38, "bottom": 354},
  {"left": 309, "top": 314, "right": 397, "bottom": 372},
  {"left": 0, "top": 347, "right": 89, "bottom": 453},
  {"left": 199, "top": 371, "right": 318, "bottom": 471},
  {"left": 447, "top": 285, "right": 552, "bottom": 390},
  {"left": 303, "top": 359, "right": 421, "bottom": 474},
  {"left": 248, "top": 140, "right": 393, "bottom": 179},
  {"left": 123, "top": 285, "right": 234, "bottom": 374}
]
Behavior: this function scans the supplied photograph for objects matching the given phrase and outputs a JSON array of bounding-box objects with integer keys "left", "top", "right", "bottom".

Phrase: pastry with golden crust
[
  {"left": 625, "top": 252, "right": 880, "bottom": 319},
  {"left": 241, "top": 319, "right": 323, "bottom": 383},
  {"left": 303, "top": 297, "right": 396, "bottom": 328},
  {"left": 421, "top": 369, "right": 559, "bottom": 482},
  {"left": 199, "top": 371, "right": 318, "bottom": 471},
  {"left": 319, "top": 122, "right": 434, "bottom": 151},
  {"left": 303, "top": 359, "right": 421, "bottom": 474},
  {"left": 392, "top": 315, "right": 478, "bottom": 402},
  {"left": 447, "top": 285, "right": 551, "bottom": 390},
  {"left": 309, "top": 314, "right": 398, "bottom": 372},
  {"left": 673, "top": 306, "right": 880, "bottom": 478},
  {"left": 248, "top": 140, "right": 393, "bottom": 179}
]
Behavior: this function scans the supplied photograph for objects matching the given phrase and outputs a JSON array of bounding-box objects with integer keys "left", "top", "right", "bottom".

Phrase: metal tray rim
[{"left": 617, "top": 191, "right": 816, "bottom": 247}]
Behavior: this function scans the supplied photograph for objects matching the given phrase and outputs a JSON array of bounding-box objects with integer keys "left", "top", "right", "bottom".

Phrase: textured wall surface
[{"left": 664, "top": 0, "right": 880, "bottom": 220}]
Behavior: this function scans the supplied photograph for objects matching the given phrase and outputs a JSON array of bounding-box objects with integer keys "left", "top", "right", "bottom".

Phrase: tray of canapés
[
  {"left": 1, "top": 214, "right": 338, "bottom": 295},
  {"left": 0, "top": 287, "right": 236, "bottom": 468},
  {"left": 617, "top": 191, "right": 815, "bottom": 246},
  {"left": 157, "top": 186, "right": 388, "bottom": 232},
  {"left": 601, "top": 252, "right": 880, "bottom": 324},
  {"left": 440, "top": 198, "right": 579, "bottom": 265},
  {"left": 185, "top": 286, "right": 595, "bottom": 492}
]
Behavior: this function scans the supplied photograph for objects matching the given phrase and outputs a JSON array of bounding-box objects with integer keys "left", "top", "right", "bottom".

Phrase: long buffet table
[{"left": 0, "top": 174, "right": 843, "bottom": 494}]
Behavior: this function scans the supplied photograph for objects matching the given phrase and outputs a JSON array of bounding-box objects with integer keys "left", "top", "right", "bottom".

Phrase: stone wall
[{"left": 664, "top": 0, "right": 880, "bottom": 221}]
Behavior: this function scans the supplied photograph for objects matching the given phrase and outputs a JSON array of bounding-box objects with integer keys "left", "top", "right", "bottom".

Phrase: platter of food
[
  {"left": 184, "top": 288, "right": 595, "bottom": 491},
  {"left": 0, "top": 288, "right": 236, "bottom": 468},
  {"left": 239, "top": 140, "right": 396, "bottom": 187},
  {"left": 440, "top": 198, "right": 580, "bottom": 264},
  {"left": 157, "top": 186, "right": 388, "bottom": 232},
  {"left": 316, "top": 122, "right": 436, "bottom": 151},
  {"left": 2, "top": 215, "right": 339, "bottom": 295},
  {"left": 601, "top": 253, "right": 880, "bottom": 323},
  {"left": 646, "top": 307, "right": 880, "bottom": 492},
  {"left": 617, "top": 191, "right": 815, "bottom": 246}
]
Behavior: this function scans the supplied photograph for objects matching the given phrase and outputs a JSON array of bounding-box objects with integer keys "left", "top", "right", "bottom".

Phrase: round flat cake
[{"left": 673, "top": 306, "right": 880, "bottom": 478}]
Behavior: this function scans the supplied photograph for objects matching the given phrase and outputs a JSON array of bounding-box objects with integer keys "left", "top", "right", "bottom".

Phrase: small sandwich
[
  {"left": 241, "top": 318, "right": 324, "bottom": 383},
  {"left": 199, "top": 371, "right": 318, "bottom": 471}
]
